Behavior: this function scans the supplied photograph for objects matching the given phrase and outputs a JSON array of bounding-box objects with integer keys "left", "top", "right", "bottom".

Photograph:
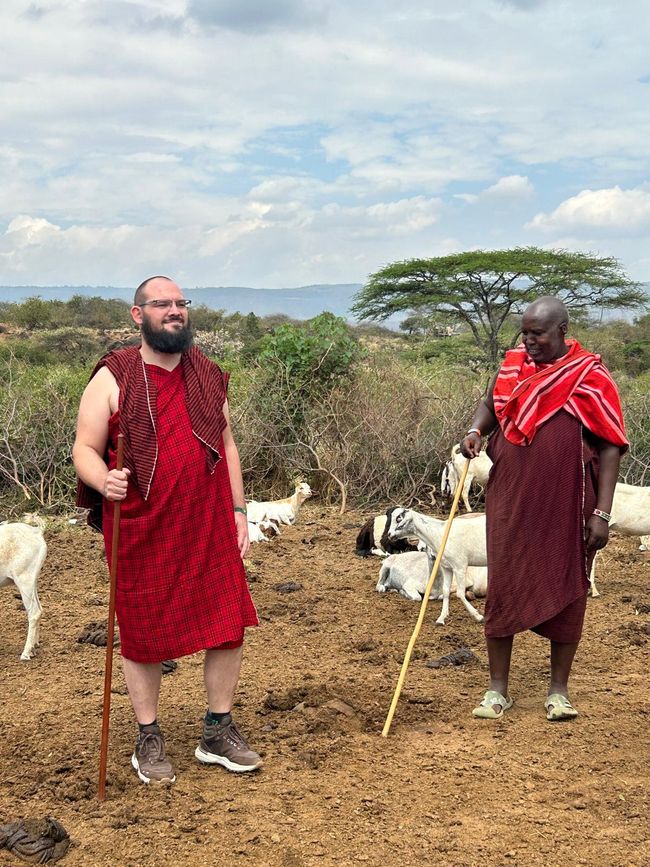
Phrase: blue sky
[{"left": 1, "top": 0, "right": 649, "bottom": 289}]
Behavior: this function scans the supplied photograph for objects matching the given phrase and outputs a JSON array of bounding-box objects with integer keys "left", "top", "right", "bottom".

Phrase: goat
[
  {"left": 441, "top": 444, "right": 492, "bottom": 512},
  {"left": 0, "top": 518, "right": 47, "bottom": 660},
  {"left": 376, "top": 551, "right": 438, "bottom": 600},
  {"left": 246, "top": 482, "right": 313, "bottom": 526},
  {"left": 590, "top": 482, "right": 650, "bottom": 596},
  {"left": 376, "top": 551, "right": 488, "bottom": 602},
  {"left": 247, "top": 518, "right": 281, "bottom": 544},
  {"left": 386, "top": 507, "right": 486, "bottom": 625},
  {"left": 355, "top": 506, "right": 421, "bottom": 558}
]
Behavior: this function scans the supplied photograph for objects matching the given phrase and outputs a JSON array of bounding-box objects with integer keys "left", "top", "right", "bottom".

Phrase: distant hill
[{"left": 0, "top": 283, "right": 365, "bottom": 321}]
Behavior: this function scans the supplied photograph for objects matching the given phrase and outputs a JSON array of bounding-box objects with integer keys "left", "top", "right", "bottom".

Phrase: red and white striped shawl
[
  {"left": 493, "top": 339, "right": 628, "bottom": 449},
  {"left": 76, "top": 345, "right": 229, "bottom": 524}
]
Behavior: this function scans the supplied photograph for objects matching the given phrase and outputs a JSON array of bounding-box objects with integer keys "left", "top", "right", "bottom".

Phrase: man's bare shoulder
[
  {"left": 81, "top": 365, "right": 120, "bottom": 415},
  {"left": 87, "top": 365, "right": 118, "bottom": 391}
]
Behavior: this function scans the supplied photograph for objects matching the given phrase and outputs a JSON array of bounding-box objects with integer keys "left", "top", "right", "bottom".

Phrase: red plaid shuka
[
  {"left": 493, "top": 339, "right": 628, "bottom": 450},
  {"left": 103, "top": 363, "right": 258, "bottom": 663}
]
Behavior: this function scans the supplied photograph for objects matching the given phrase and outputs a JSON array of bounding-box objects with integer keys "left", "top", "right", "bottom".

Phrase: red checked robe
[{"left": 103, "top": 363, "right": 258, "bottom": 663}]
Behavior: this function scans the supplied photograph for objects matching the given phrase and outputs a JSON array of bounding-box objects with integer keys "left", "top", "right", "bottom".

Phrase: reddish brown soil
[{"left": 1, "top": 505, "right": 649, "bottom": 866}]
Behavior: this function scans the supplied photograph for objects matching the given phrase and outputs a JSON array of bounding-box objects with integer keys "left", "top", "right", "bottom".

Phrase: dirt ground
[{"left": 1, "top": 503, "right": 649, "bottom": 867}]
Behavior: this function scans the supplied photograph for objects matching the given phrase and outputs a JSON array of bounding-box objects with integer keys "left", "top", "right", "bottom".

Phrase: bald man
[
  {"left": 461, "top": 296, "right": 628, "bottom": 722},
  {"left": 74, "top": 276, "right": 261, "bottom": 785}
]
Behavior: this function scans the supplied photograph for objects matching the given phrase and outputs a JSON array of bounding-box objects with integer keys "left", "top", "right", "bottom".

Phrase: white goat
[
  {"left": 246, "top": 482, "right": 313, "bottom": 525},
  {"left": 0, "top": 519, "right": 47, "bottom": 660},
  {"left": 376, "top": 551, "right": 488, "bottom": 602},
  {"left": 590, "top": 482, "right": 650, "bottom": 596},
  {"left": 386, "top": 507, "right": 487, "bottom": 625},
  {"left": 441, "top": 445, "right": 492, "bottom": 512},
  {"left": 247, "top": 518, "right": 281, "bottom": 544},
  {"left": 376, "top": 551, "right": 437, "bottom": 601}
]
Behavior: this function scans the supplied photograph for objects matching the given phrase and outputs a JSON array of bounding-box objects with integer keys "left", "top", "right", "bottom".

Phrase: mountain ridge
[{"left": 0, "top": 284, "right": 364, "bottom": 321}]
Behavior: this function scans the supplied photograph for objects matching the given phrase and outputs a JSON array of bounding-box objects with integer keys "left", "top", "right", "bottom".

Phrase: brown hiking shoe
[
  {"left": 195, "top": 714, "right": 263, "bottom": 773},
  {"left": 131, "top": 725, "right": 176, "bottom": 784}
]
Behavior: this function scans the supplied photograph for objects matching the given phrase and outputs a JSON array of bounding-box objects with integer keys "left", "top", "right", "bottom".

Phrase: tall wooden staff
[
  {"left": 98, "top": 433, "right": 125, "bottom": 801},
  {"left": 382, "top": 458, "right": 471, "bottom": 737}
]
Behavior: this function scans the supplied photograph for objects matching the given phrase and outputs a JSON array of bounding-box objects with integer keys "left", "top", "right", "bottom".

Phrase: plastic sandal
[
  {"left": 545, "top": 693, "right": 578, "bottom": 721},
  {"left": 472, "top": 689, "right": 514, "bottom": 719}
]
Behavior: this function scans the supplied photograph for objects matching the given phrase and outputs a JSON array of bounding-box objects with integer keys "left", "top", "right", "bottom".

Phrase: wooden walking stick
[
  {"left": 98, "top": 433, "right": 125, "bottom": 801},
  {"left": 382, "top": 458, "right": 471, "bottom": 737}
]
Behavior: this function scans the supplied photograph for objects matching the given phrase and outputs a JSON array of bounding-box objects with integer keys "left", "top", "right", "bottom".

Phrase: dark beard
[{"left": 141, "top": 315, "right": 193, "bottom": 354}]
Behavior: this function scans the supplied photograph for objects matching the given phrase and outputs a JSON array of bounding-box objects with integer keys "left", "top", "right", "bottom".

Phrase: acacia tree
[{"left": 352, "top": 248, "right": 646, "bottom": 364}]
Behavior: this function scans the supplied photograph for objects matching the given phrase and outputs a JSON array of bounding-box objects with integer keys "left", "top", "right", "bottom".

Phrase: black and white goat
[{"left": 355, "top": 506, "right": 421, "bottom": 558}]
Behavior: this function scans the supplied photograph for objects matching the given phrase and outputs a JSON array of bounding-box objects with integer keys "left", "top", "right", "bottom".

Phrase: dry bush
[
  {"left": 619, "top": 377, "right": 650, "bottom": 485},
  {"left": 0, "top": 356, "right": 87, "bottom": 514},
  {"left": 232, "top": 354, "right": 485, "bottom": 511}
]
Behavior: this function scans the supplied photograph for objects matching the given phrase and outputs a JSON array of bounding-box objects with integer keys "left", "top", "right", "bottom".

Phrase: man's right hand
[
  {"left": 103, "top": 468, "right": 130, "bottom": 501},
  {"left": 460, "top": 433, "right": 482, "bottom": 459}
]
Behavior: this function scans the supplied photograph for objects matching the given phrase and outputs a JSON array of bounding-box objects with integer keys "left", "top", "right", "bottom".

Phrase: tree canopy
[{"left": 352, "top": 247, "right": 647, "bottom": 364}]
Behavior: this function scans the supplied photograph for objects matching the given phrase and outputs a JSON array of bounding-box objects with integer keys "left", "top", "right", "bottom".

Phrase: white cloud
[
  {"left": 454, "top": 174, "right": 534, "bottom": 205},
  {"left": 0, "top": 0, "right": 649, "bottom": 286},
  {"left": 0, "top": 195, "right": 444, "bottom": 287},
  {"left": 483, "top": 174, "right": 534, "bottom": 199},
  {"left": 528, "top": 186, "right": 650, "bottom": 233}
]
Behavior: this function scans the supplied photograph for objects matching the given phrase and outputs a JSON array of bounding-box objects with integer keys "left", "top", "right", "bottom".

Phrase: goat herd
[
  {"left": 1, "top": 451, "right": 649, "bottom": 661},
  {"left": 358, "top": 445, "right": 650, "bottom": 625}
]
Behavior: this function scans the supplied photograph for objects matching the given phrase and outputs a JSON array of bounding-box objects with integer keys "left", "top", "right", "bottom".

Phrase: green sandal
[
  {"left": 472, "top": 689, "right": 513, "bottom": 719},
  {"left": 545, "top": 693, "right": 578, "bottom": 721}
]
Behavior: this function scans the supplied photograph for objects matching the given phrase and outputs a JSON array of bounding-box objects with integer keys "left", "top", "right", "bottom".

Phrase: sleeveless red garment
[{"left": 103, "top": 363, "right": 258, "bottom": 663}]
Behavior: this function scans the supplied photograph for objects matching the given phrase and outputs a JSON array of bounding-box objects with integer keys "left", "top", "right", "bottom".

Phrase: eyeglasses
[{"left": 137, "top": 299, "right": 192, "bottom": 310}]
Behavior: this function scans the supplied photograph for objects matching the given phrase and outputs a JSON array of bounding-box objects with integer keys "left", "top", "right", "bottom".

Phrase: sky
[{"left": 1, "top": 0, "right": 649, "bottom": 290}]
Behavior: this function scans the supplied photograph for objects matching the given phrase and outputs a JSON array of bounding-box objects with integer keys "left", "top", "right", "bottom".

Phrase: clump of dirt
[
  {"left": 425, "top": 646, "right": 478, "bottom": 668},
  {"left": 161, "top": 659, "right": 178, "bottom": 675},
  {"left": 76, "top": 621, "right": 118, "bottom": 647},
  {"left": 272, "top": 581, "right": 303, "bottom": 594},
  {"left": 263, "top": 683, "right": 332, "bottom": 711},
  {"left": 618, "top": 621, "right": 650, "bottom": 645}
]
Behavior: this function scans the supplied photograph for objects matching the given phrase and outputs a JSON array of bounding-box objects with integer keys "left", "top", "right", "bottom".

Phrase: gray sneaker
[
  {"left": 131, "top": 725, "right": 176, "bottom": 784},
  {"left": 195, "top": 714, "right": 263, "bottom": 772}
]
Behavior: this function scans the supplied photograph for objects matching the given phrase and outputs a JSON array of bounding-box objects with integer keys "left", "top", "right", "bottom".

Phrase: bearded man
[
  {"left": 461, "top": 296, "right": 627, "bottom": 722},
  {"left": 73, "top": 276, "right": 261, "bottom": 784}
]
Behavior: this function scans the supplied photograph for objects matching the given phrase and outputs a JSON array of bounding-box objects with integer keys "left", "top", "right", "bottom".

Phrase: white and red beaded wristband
[
  {"left": 466, "top": 427, "right": 482, "bottom": 437},
  {"left": 592, "top": 508, "right": 611, "bottom": 522}
]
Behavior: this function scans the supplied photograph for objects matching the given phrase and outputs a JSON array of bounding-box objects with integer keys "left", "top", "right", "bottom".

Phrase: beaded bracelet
[
  {"left": 234, "top": 506, "right": 247, "bottom": 516},
  {"left": 466, "top": 427, "right": 482, "bottom": 437},
  {"left": 592, "top": 508, "right": 611, "bottom": 522}
]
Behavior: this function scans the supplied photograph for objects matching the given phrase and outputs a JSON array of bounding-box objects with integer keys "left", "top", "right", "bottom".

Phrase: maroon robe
[{"left": 484, "top": 410, "right": 597, "bottom": 642}]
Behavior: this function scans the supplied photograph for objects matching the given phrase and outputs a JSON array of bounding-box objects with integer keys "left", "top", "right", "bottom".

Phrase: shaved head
[
  {"left": 523, "top": 296, "right": 569, "bottom": 329},
  {"left": 134, "top": 275, "right": 175, "bottom": 306},
  {"left": 521, "top": 295, "right": 570, "bottom": 362}
]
